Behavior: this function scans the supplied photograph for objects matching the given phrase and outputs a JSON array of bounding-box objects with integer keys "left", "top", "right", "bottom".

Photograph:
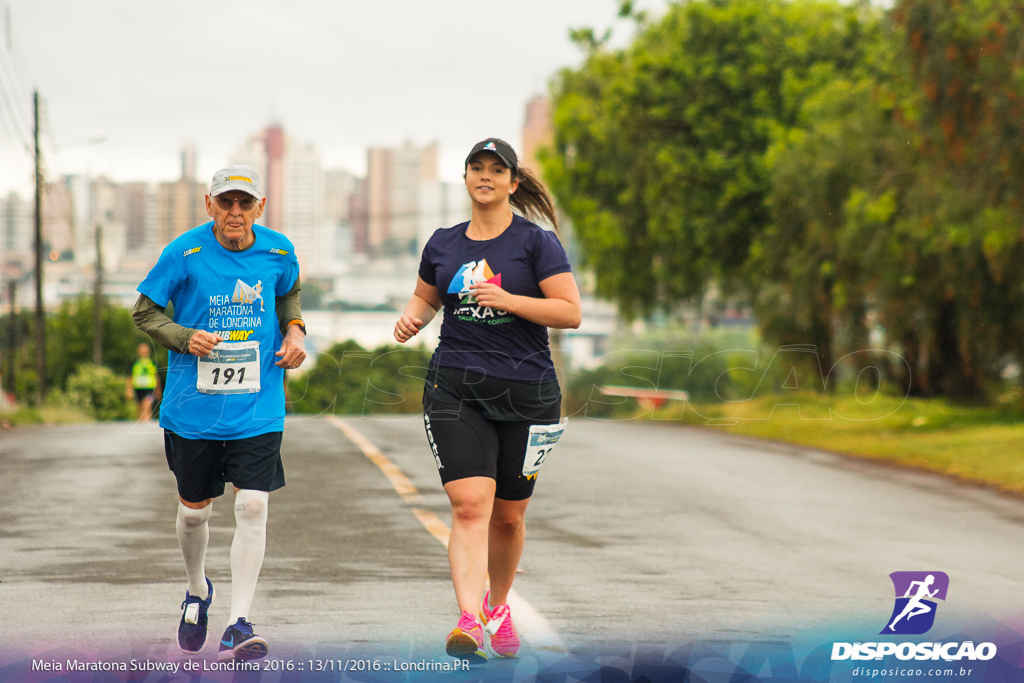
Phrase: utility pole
[
  {"left": 93, "top": 225, "right": 103, "bottom": 365},
  {"left": 33, "top": 90, "right": 45, "bottom": 403},
  {"left": 6, "top": 280, "right": 16, "bottom": 400}
]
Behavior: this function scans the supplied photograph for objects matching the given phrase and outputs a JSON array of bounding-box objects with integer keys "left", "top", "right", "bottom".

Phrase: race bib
[
  {"left": 197, "top": 341, "right": 261, "bottom": 395},
  {"left": 522, "top": 418, "right": 568, "bottom": 478}
]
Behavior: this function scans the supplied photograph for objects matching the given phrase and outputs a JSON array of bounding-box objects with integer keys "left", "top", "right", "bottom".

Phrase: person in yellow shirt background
[{"left": 127, "top": 342, "right": 159, "bottom": 421}]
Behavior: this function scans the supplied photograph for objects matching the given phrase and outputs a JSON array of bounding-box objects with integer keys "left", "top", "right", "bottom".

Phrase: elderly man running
[{"left": 133, "top": 165, "right": 306, "bottom": 661}]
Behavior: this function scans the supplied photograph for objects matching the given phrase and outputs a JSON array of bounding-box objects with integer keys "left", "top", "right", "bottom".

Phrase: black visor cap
[{"left": 465, "top": 138, "right": 519, "bottom": 176}]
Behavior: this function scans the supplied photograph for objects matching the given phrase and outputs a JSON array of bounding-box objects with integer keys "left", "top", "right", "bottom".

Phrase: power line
[
  {"left": 0, "top": 57, "right": 32, "bottom": 131},
  {"left": 0, "top": 46, "right": 31, "bottom": 104},
  {"left": 0, "top": 5, "right": 33, "bottom": 159},
  {"left": 7, "top": 42, "right": 33, "bottom": 95},
  {"left": 0, "top": 2, "right": 35, "bottom": 99},
  {"left": 0, "top": 76, "right": 32, "bottom": 156}
]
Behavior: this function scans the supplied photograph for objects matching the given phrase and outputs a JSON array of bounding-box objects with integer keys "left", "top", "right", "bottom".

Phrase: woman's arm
[
  {"left": 469, "top": 271, "right": 582, "bottom": 329},
  {"left": 394, "top": 276, "right": 442, "bottom": 343}
]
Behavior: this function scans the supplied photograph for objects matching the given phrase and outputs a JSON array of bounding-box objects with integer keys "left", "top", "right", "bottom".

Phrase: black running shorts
[
  {"left": 163, "top": 430, "right": 285, "bottom": 503},
  {"left": 422, "top": 393, "right": 561, "bottom": 501}
]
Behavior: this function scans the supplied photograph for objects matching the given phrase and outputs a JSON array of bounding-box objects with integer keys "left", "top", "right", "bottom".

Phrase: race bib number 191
[
  {"left": 197, "top": 341, "right": 261, "bottom": 395},
  {"left": 522, "top": 418, "right": 568, "bottom": 479}
]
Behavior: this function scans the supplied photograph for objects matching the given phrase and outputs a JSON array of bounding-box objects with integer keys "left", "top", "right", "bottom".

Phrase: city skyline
[
  {"left": 0, "top": 125, "right": 475, "bottom": 309},
  {"left": 0, "top": 1, "right": 668, "bottom": 195}
]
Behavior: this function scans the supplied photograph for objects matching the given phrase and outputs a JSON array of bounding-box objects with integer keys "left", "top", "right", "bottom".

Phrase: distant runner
[
  {"left": 133, "top": 165, "right": 306, "bottom": 661},
  {"left": 395, "top": 138, "right": 581, "bottom": 662},
  {"left": 127, "top": 342, "right": 158, "bottom": 421}
]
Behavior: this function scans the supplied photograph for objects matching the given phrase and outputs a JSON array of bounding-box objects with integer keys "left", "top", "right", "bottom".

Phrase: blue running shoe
[
  {"left": 177, "top": 578, "right": 215, "bottom": 653},
  {"left": 218, "top": 618, "right": 268, "bottom": 661}
]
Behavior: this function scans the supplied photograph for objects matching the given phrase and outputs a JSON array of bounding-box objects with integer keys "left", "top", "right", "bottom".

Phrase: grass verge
[
  {"left": 0, "top": 404, "right": 93, "bottom": 427},
  {"left": 649, "top": 390, "right": 1024, "bottom": 496}
]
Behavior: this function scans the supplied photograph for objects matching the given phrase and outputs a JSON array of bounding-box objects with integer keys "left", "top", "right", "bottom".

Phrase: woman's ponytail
[{"left": 510, "top": 167, "right": 558, "bottom": 232}]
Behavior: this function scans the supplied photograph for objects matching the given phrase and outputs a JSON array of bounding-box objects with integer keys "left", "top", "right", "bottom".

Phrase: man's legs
[
  {"left": 215, "top": 432, "right": 282, "bottom": 661},
  {"left": 177, "top": 497, "right": 212, "bottom": 598},
  {"left": 140, "top": 395, "right": 153, "bottom": 421},
  {"left": 176, "top": 495, "right": 215, "bottom": 653},
  {"left": 229, "top": 488, "right": 269, "bottom": 622}
]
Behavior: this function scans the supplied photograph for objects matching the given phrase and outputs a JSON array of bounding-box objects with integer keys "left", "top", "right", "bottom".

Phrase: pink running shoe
[
  {"left": 479, "top": 590, "right": 520, "bottom": 657},
  {"left": 445, "top": 610, "right": 487, "bottom": 662}
]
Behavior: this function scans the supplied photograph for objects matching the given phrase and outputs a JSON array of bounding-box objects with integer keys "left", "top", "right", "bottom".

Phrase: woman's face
[{"left": 465, "top": 151, "right": 518, "bottom": 207}]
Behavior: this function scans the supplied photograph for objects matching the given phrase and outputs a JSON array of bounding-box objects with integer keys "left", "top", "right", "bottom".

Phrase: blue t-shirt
[
  {"left": 418, "top": 214, "right": 572, "bottom": 381},
  {"left": 138, "top": 223, "right": 299, "bottom": 439}
]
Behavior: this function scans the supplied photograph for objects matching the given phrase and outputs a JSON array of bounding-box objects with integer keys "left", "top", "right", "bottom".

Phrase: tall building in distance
[
  {"left": 1, "top": 191, "right": 31, "bottom": 263},
  {"left": 231, "top": 132, "right": 268, "bottom": 200},
  {"left": 118, "top": 182, "right": 149, "bottom": 255},
  {"left": 348, "top": 176, "right": 368, "bottom": 255},
  {"left": 264, "top": 125, "right": 286, "bottom": 233},
  {"left": 154, "top": 146, "right": 206, "bottom": 246},
  {"left": 323, "top": 169, "right": 356, "bottom": 267},
  {"left": 43, "top": 179, "right": 74, "bottom": 259},
  {"left": 84, "top": 176, "right": 127, "bottom": 272},
  {"left": 416, "top": 180, "right": 469, "bottom": 256},
  {"left": 285, "top": 141, "right": 324, "bottom": 273},
  {"left": 232, "top": 125, "right": 332, "bottom": 275},
  {"left": 366, "top": 141, "right": 438, "bottom": 255}
]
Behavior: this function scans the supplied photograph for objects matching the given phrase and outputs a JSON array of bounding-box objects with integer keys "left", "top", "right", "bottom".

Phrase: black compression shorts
[{"left": 422, "top": 393, "right": 561, "bottom": 501}]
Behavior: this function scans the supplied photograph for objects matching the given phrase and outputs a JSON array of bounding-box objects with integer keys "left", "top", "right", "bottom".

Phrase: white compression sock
[
  {"left": 229, "top": 489, "right": 269, "bottom": 622},
  {"left": 176, "top": 502, "right": 212, "bottom": 598}
]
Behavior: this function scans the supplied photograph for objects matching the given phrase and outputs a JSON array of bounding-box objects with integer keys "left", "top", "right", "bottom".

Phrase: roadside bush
[
  {"left": 61, "top": 364, "right": 133, "bottom": 420},
  {"left": 289, "top": 341, "right": 433, "bottom": 415}
]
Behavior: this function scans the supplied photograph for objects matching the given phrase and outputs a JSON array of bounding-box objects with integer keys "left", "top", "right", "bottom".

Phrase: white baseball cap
[{"left": 209, "top": 165, "right": 264, "bottom": 200}]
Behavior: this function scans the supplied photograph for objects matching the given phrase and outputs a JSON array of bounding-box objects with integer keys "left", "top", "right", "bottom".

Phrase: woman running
[{"left": 394, "top": 138, "right": 581, "bottom": 661}]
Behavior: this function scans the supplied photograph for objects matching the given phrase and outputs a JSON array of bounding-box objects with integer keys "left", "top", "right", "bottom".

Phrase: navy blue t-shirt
[{"left": 418, "top": 215, "right": 572, "bottom": 381}]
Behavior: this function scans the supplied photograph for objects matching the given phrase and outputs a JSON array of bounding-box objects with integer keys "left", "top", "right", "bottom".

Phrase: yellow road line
[
  {"left": 328, "top": 417, "right": 450, "bottom": 547},
  {"left": 327, "top": 416, "right": 422, "bottom": 504}
]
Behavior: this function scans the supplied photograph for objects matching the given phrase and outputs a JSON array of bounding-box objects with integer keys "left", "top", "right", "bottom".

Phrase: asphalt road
[{"left": 1, "top": 415, "right": 1023, "bottom": 676}]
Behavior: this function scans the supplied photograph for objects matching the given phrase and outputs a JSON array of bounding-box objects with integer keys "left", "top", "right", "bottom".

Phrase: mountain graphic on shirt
[
  {"left": 448, "top": 259, "right": 501, "bottom": 304},
  {"left": 232, "top": 279, "right": 265, "bottom": 312}
]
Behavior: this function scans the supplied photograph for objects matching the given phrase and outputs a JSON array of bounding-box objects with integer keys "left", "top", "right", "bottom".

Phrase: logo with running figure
[
  {"left": 232, "top": 279, "right": 265, "bottom": 312},
  {"left": 449, "top": 259, "right": 501, "bottom": 305},
  {"left": 881, "top": 571, "right": 949, "bottom": 635}
]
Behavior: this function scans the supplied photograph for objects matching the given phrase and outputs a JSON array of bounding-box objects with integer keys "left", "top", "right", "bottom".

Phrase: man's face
[{"left": 206, "top": 191, "right": 265, "bottom": 244}]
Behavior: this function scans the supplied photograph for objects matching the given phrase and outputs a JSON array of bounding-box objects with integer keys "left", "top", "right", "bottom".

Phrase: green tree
[
  {"left": 47, "top": 296, "right": 151, "bottom": 391},
  {"left": 822, "top": 0, "right": 1024, "bottom": 400},
  {"left": 549, "top": 0, "right": 1024, "bottom": 402},
  {"left": 1, "top": 298, "right": 152, "bottom": 406},
  {"left": 546, "top": 0, "right": 874, "bottom": 319}
]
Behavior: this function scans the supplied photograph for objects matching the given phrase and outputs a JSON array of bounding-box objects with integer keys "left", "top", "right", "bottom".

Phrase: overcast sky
[{"left": 0, "top": 0, "right": 667, "bottom": 195}]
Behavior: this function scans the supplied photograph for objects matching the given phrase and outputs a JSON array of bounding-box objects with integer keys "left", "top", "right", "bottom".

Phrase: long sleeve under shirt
[{"left": 132, "top": 277, "right": 303, "bottom": 354}]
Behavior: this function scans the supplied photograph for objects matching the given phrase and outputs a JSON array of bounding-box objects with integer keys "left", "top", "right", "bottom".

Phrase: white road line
[{"left": 327, "top": 416, "right": 567, "bottom": 653}]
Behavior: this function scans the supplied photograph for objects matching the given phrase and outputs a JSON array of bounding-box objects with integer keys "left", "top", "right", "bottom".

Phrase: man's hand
[
  {"left": 188, "top": 330, "right": 224, "bottom": 357},
  {"left": 275, "top": 324, "right": 306, "bottom": 368}
]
